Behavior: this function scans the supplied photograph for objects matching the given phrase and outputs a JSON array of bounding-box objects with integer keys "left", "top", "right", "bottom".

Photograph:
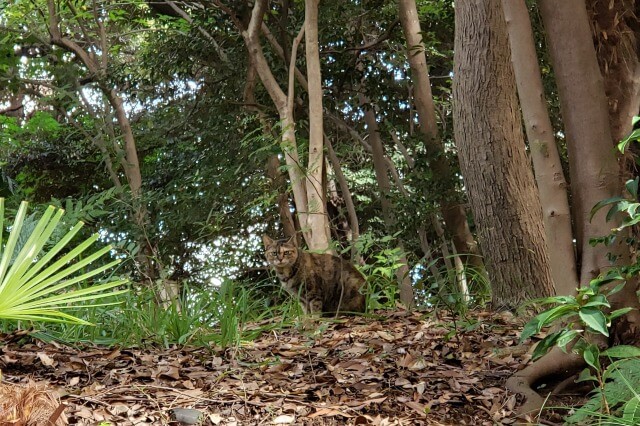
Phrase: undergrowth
[
  {"left": 0, "top": 270, "right": 485, "bottom": 350},
  {"left": 0, "top": 231, "right": 492, "bottom": 351},
  {"left": 565, "top": 357, "right": 640, "bottom": 425}
]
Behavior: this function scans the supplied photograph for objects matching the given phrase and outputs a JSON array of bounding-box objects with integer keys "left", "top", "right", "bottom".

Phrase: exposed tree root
[
  {"left": 508, "top": 282, "right": 640, "bottom": 418},
  {"left": 506, "top": 347, "right": 585, "bottom": 417}
]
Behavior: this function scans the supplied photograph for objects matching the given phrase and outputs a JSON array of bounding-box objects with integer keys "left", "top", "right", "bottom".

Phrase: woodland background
[{"left": 1, "top": 0, "right": 640, "bottom": 424}]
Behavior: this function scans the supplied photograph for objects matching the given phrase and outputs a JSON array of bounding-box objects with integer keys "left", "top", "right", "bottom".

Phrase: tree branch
[
  {"left": 246, "top": 0, "right": 268, "bottom": 39},
  {"left": 390, "top": 130, "right": 415, "bottom": 169},
  {"left": 321, "top": 18, "right": 401, "bottom": 54},
  {"left": 166, "top": 0, "right": 230, "bottom": 64},
  {"left": 46, "top": 0, "right": 100, "bottom": 76},
  {"left": 324, "top": 134, "right": 360, "bottom": 258},
  {"left": 261, "top": 23, "right": 309, "bottom": 92},
  {"left": 286, "top": 25, "right": 305, "bottom": 118}
]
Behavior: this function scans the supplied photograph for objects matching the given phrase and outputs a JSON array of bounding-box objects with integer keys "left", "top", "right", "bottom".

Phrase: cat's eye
[
  {"left": 269, "top": 251, "right": 277, "bottom": 256},
  {"left": 284, "top": 250, "right": 292, "bottom": 255}
]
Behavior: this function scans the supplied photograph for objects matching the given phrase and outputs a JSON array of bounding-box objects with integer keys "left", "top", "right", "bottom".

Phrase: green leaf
[
  {"left": 579, "top": 307, "right": 609, "bottom": 337},
  {"left": 589, "top": 272, "right": 624, "bottom": 289},
  {"left": 575, "top": 367, "right": 598, "bottom": 383},
  {"left": 556, "top": 330, "right": 580, "bottom": 351},
  {"left": 622, "top": 398, "right": 640, "bottom": 423},
  {"left": 530, "top": 295, "right": 576, "bottom": 305},
  {"left": 618, "top": 126, "right": 640, "bottom": 153},
  {"left": 532, "top": 331, "right": 563, "bottom": 360},
  {"left": 609, "top": 307, "right": 634, "bottom": 321},
  {"left": 545, "top": 295, "right": 576, "bottom": 305},
  {"left": 601, "top": 345, "right": 640, "bottom": 359},
  {"left": 0, "top": 199, "right": 129, "bottom": 325},
  {"left": 607, "top": 281, "right": 628, "bottom": 296},
  {"left": 520, "top": 304, "right": 577, "bottom": 343},
  {"left": 583, "top": 344, "right": 600, "bottom": 371},
  {"left": 625, "top": 178, "right": 640, "bottom": 199},
  {"left": 581, "top": 294, "right": 609, "bottom": 309},
  {"left": 520, "top": 318, "right": 540, "bottom": 343},
  {"left": 590, "top": 196, "right": 626, "bottom": 220}
]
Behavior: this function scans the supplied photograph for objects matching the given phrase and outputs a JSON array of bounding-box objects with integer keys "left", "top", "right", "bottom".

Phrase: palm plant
[{"left": 0, "top": 199, "right": 128, "bottom": 324}]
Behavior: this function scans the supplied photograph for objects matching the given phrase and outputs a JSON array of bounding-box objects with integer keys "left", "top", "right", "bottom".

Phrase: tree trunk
[
  {"left": 398, "top": 0, "right": 482, "bottom": 271},
  {"left": 501, "top": 0, "right": 578, "bottom": 296},
  {"left": 361, "top": 97, "right": 415, "bottom": 308},
  {"left": 508, "top": 1, "right": 640, "bottom": 414},
  {"left": 266, "top": 155, "right": 298, "bottom": 241},
  {"left": 232, "top": 0, "right": 330, "bottom": 251},
  {"left": 539, "top": 0, "right": 628, "bottom": 286},
  {"left": 104, "top": 86, "right": 155, "bottom": 281},
  {"left": 587, "top": 0, "right": 640, "bottom": 146},
  {"left": 47, "top": 0, "right": 155, "bottom": 282},
  {"left": 453, "top": 0, "right": 555, "bottom": 307},
  {"left": 244, "top": 60, "right": 298, "bottom": 244},
  {"left": 325, "top": 135, "right": 360, "bottom": 259},
  {"left": 304, "top": 0, "right": 330, "bottom": 250}
]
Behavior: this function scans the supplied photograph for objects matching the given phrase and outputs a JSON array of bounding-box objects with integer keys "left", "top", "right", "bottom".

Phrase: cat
[{"left": 262, "top": 235, "right": 366, "bottom": 315}]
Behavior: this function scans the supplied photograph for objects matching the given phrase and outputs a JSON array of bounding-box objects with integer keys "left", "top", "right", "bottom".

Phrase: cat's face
[{"left": 262, "top": 235, "right": 298, "bottom": 267}]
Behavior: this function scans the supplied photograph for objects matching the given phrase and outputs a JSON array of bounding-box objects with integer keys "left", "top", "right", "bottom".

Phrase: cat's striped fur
[{"left": 262, "top": 235, "right": 366, "bottom": 315}]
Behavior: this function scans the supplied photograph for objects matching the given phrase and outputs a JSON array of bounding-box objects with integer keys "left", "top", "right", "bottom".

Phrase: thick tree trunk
[
  {"left": 508, "top": 1, "right": 640, "bottom": 415},
  {"left": 587, "top": 0, "right": 640, "bottom": 146},
  {"left": 304, "top": 0, "right": 330, "bottom": 250},
  {"left": 361, "top": 97, "right": 415, "bottom": 308},
  {"left": 453, "top": 0, "right": 555, "bottom": 307},
  {"left": 539, "top": 0, "right": 628, "bottom": 286},
  {"left": 398, "top": 0, "right": 482, "bottom": 271},
  {"left": 501, "top": 0, "right": 577, "bottom": 296}
]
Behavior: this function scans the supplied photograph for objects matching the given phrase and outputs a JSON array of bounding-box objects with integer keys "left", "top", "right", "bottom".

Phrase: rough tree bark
[
  {"left": 507, "top": 0, "right": 640, "bottom": 416},
  {"left": 501, "top": 0, "right": 577, "bottom": 296},
  {"left": 452, "top": 0, "right": 555, "bottom": 307},
  {"left": 398, "top": 0, "right": 482, "bottom": 271},
  {"left": 587, "top": 0, "right": 640, "bottom": 146}
]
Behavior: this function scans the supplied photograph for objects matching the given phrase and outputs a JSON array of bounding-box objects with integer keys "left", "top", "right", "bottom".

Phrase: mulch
[{"left": 0, "top": 309, "right": 532, "bottom": 425}]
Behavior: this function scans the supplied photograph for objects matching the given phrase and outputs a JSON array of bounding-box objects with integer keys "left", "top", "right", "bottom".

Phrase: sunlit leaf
[{"left": 578, "top": 307, "right": 609, "bottom": 337}]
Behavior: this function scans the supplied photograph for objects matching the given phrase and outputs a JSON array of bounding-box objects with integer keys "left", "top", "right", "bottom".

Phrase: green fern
[{"left": 566, "top": 358, "right": 640, "bottom": 424}]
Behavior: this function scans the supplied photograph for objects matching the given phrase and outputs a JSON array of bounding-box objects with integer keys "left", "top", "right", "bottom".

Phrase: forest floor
[{"left": 0, "top": 309, "right": 561, "bottom": 425}]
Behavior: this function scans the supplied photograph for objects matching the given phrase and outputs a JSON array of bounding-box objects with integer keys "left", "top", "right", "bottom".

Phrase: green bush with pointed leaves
[{"left": 0, "top": 199, "right": 128, "bottom": 325}]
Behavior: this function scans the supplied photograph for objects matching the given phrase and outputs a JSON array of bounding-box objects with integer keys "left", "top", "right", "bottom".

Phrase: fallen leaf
[{"left": 272, "top": 414, "right": 295, "bottom": 424}]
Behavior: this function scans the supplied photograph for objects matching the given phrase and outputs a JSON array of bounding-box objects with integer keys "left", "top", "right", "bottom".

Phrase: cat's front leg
[{"left": 307, "top": 299, "right": 323, "bottom": 315}]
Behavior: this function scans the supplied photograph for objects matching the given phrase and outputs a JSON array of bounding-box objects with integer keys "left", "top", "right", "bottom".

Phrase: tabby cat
[{"left": 262, "top": 235, "right": 366, "bottom": 315}]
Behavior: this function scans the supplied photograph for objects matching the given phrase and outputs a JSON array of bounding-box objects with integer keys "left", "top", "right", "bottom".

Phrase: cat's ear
[{"left": 262, "top": 234, "right": 274, "bottom": 247}]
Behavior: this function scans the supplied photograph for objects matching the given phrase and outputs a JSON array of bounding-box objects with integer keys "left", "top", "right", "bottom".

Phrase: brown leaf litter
[
  {"left": 0, "top": 380, "right": 67, "bottom": 425},
  {"left": 0, "top": 309, "right": 529, "bottom": 425}
]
